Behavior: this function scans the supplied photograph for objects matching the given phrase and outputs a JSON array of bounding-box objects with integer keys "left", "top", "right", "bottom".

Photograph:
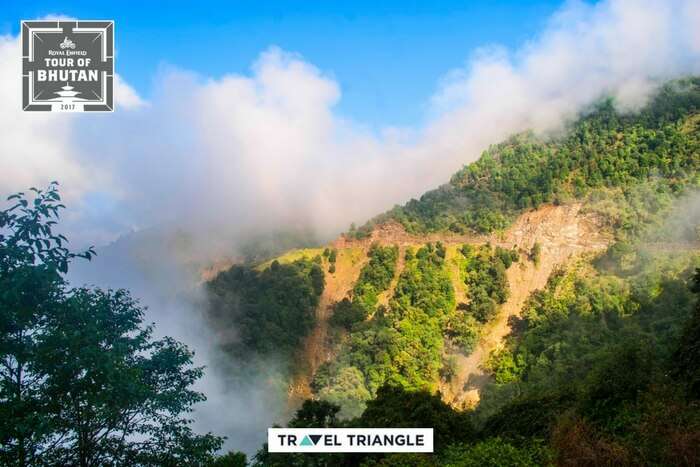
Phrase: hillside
[
  {"left": 206, "top": 79, "right": 700, "bottom": 465},
  {"left": 351, "top": 77, "right": 700, "bottom": 239}
]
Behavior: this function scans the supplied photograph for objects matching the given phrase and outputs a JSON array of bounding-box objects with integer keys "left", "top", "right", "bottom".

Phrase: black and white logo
[
  {"left": 268, "top": 428, "right": 434, "bottom": 453},
  {"left": 21, "top": 20, "right": 114, "bottom": 112}
]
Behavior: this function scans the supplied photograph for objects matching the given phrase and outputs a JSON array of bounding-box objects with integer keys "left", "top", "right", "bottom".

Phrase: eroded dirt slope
[
  {"left": 443, "top": 204, "right": 610, "bottom": 406},
  {"left": 287, "top": 247, "right": 367, "bottom": 407},
  {"left": 287, "top": 203, "right": 610, "bottom": 410}
]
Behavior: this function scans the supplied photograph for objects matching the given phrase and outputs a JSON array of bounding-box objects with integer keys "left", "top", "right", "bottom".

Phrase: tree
[
  {"left": 441, "top": 438, "right": 549, "bottom": 467},
  {"left": 329, "top": 298, "right": 365, "bottom": 330},
  {"left": 317, "top": 366, "right": 371, "bottom": 419},
  {"left": 206, "top": 256, "right": 324, "bottom": 359},
  {"left": 358, "top": 385, "right": 474, "bottom": 451},
  {"left": 529, "top": 242, "right": 541, "bottom": 266},
  {"left": 0, "top": 183, "right": 91, "bottom": 466},
  {"left": 288, "top": 399, "right": 340, "bottom": 428},
  {"left": 0, "top": 184, "right": 223, "bottom": 466},
  {"left": 252, "top": 400, "right": 341, "bottom": 467},
  {"left": 672, "top": 268, "right": 700, "bottom": 398}
]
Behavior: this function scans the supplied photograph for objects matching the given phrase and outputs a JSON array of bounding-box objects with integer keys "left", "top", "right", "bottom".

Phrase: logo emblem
[
  {"left": 268, "top": 428, "right": 434, "bottom": 453},
  {"left": 300, "top": 435, "right": 322, "bottom": 446},
  {"left": 59, "top": 37, "right": 76, "bottom": 50},
  {"left": 21, "top": 20, "right": 114, "bottom": 112}
]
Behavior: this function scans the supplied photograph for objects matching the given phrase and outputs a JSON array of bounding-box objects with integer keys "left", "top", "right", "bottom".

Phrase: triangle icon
[
  {"left": 310, "top": 434, "right": 322, "bottom": 445},
  {"left": 300, "top": 435, "right": 314, "bottom": 446}
]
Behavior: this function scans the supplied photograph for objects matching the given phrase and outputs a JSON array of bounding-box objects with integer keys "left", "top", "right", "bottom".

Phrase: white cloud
[
  {"left": 0, "top": 34, "right": 144, "bottom": 206},
  {"left": 3, "top": 0, "right": 700, "bottom": 247},
  {"left": 114, "top": 74, "right": 146, "bottom": 110},
  {"left": 0, "top": 35, "right": 84, "bottom": 199}
]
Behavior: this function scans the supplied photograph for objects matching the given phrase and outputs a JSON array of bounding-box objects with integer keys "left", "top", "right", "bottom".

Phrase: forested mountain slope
[
  {"left": 352, "top": 77, "right": 700, "bottom": 239},
  {"left": 206, "top": 78, "right": 700, "bottom": 465}
]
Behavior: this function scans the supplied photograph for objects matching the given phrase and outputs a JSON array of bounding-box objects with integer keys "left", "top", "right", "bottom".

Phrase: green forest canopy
[{"left": 351, "top": 78, "right": 700, "bottom": 237}]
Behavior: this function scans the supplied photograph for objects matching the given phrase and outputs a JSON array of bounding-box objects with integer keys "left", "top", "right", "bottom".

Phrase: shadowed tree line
[{"left": 0, "top": 184, "right": 238, "bottom": 466}]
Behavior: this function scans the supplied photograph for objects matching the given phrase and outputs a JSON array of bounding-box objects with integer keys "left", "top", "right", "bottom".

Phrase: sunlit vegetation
[
  {"left": 461, "top": 244, "right": 514, "bottom": 322},
  {"left": 443, "top": 244, "right": 517, "bottom": 353},
  {"left": 349, "top": 78, "right": 700, "bottom": 238},
  {"left": 315, "top": 243, "right": 453, "bottom": 417},
  {"left": 351, "top": 243, "right": 399, "bottom": 316},
  {"left": 3, "top": 76, "right": 698, "bottom": 466},
  {"left": 329, "top": 298, "right": 366, "bottom": 330},
  {"left": 265, "top": 257, "right": 700, "bottom": 466},
  {"left": 317, "top": 242, "right": 519, "bottom": 417},
  {"left": 475, "top": 250, "right": 700, "bottom": 465},
  {"left": 327, "top": 244, "right": 399, "bottom": 331},
  {"left": 529, "top": 242, "right": 541, "bottom": 266}
]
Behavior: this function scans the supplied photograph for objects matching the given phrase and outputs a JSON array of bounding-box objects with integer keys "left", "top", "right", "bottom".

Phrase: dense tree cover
[
  {"left": 352, "top": 78, "right": 700, "bottom": 236},
  {"left": 443, "top": 244, "right": 517, "bottom": 353},
  {"left": 206, "top": 257, "right": 324, "bottom": 360},
  {"left": 356, "top": 385, "right": 474, "bottom": 449},
  {"left": 280, "top": 205, "right": 700, "bottom": 466},
  {"left": 253, "top": 384, "right": 551, "bottom": 467},
  {"left": 390, "top": 243, "right": 454, "bottom": 320},
  {"left": 585, "top": 177, "right": 685, "bottom": 245},
  {"left": 350, "top": 244, "right": 399, "bottom": 318},
  {"left": 210, "top": 451, "right": 248, "bottom": 467},
  {"left": 439, "top": 438, "right": 550, "bottom": 467},
  {"left": 314, "top": 244, "right": 454, "bottom": 418},
  {"left": 460, "top": 244, "right": 514, "bottom": 322},
  {"left": 673, "top": 268, "right": 700, "bottom": 398},
  {"left": 442, "top": 307, "right": 480, "bottom": 356},
  {"left": 484, "top": 253, "right": 698, "bottom": 398},
  {"left": 253, "top": 386, "right": 471, "bottom": 466},
  {"left": 0, "top": 184, "right": 223, "bottom": 466},
  {"left": 329, "top": 298, "right": 367, "bottom": 331},
  {"left": 257, "top": 254, "right": 700, "bottom": 466},
  {"left": 475, "top": 249, "right": 700, "bottom": 465},
  {"left": 317, "top": 242, "right": 518, "bottom": 416}
]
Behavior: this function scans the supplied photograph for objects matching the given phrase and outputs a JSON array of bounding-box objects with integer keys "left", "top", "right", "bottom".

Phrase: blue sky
[{"left": 1, "top": 0, "right": 569, "bottom": 127}]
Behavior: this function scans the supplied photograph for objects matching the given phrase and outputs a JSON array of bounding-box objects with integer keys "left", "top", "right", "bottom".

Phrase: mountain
[{"left": 206, "top": 78, "right": 700, "bottom": 465}]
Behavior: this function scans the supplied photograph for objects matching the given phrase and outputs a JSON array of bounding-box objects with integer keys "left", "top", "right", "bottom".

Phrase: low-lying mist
[{"left": 68, "top": 229, "right": 292, "bottom": 455}]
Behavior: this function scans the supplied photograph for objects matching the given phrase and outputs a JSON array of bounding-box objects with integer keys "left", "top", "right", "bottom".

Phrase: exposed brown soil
[
  {"left": 287, "top": 203, "right": 611, "bottom": 411},
  {"left": 332, "top": 221, "right": 485, "bottom": 249},
  {"left": 377, "top": 246, "right": 407, "bottom": 308},
  {"left": 443, "top": 203, "right": 610, "bottom": 407},
  {"left": 287, "top": 247, "right": 368, "bottom": 409}
]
